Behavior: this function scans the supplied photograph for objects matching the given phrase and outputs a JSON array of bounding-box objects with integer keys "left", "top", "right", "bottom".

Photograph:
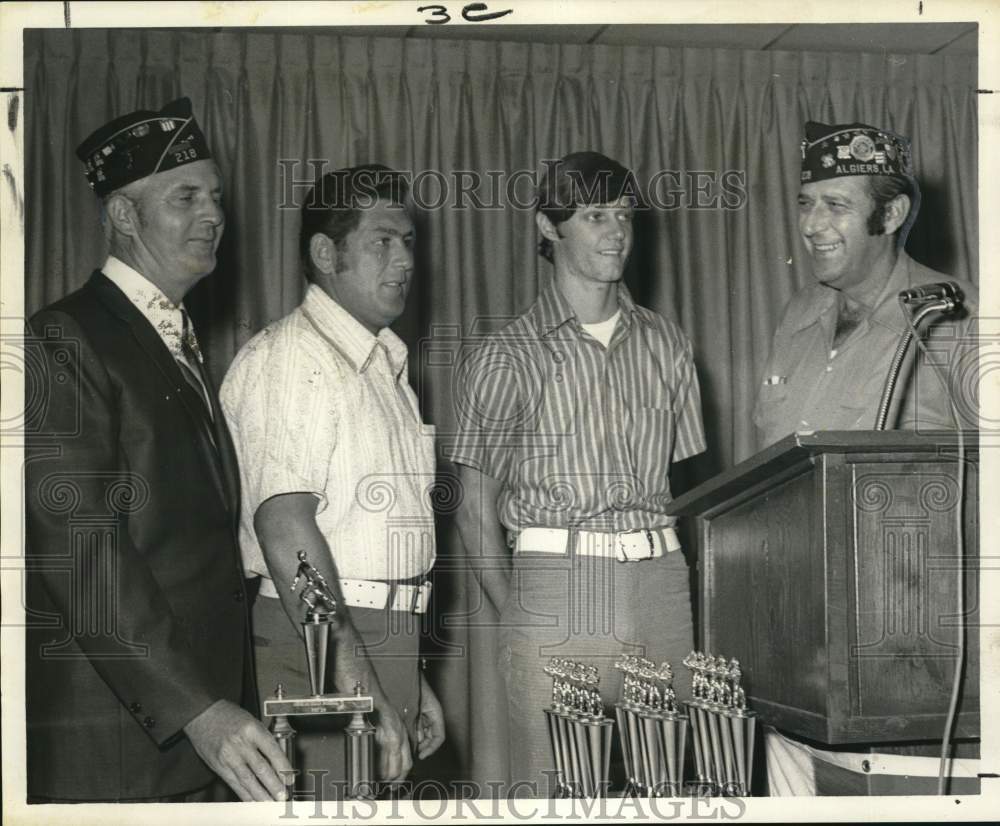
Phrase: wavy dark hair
[
  {"left": 536, "top": 151, "right": 640, "bottom": 263},
  {"left": 300, "top": 164, "right": 410, "bottom": 282}
]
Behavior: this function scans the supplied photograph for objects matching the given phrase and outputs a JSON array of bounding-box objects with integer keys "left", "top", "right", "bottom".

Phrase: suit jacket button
[
  {"left": 233, "top": 589, "right": 244, "bottom": 602},
  {"left": 143, "top": 716, "right": 156, "bottom": 728},
  {"left": 129, "top": 702, "right": 142, "bottom": 713}
]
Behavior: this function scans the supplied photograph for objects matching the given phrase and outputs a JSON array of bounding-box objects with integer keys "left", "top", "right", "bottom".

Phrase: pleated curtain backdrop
[{"left": 24, "top": 28, "right": 977, "bottom": 793}]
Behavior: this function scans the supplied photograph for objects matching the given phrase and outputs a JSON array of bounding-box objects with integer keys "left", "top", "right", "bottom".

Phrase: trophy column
[
  {"left": 614, "top": 655, "right": 689, "bottom": 797},
  {"left": 682, "top": 651, "right": 756, "bottom": 796},
  {"left": 543, "top": 658, "right": 613, "bottom": 798},
  {"left": 345, "top": 682, "right": 377, "bottom": 799},
  {"left": 263, "top": 551, "right": 377, "bottom": 799}
]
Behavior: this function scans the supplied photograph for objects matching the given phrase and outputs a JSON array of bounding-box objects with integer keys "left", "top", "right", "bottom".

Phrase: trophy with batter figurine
[
  {"left": 263, "top": 551, "right": 377, "bottom": 799},
  {"left": 682, "top": 650, "right": 755, "bottom": 796},
  {"left": 613, "top": 655, "right": 688, "bottom": 797},
  {"left": 543, "top": 657, "right": 614, "bottom": 798}
]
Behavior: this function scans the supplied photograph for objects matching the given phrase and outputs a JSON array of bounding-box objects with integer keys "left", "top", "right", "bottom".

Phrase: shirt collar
[
  {"left": 530, "top": 279, "right": 649, "bottom": 337},
  {"left": 787, "top": 252, "right": 914, "bottom": 335},
  {"left": 301, "top": 284, "right": 409, "bottom": 378},
  {"left": 102, "top": 255, "right": 187, "bottom": 358}
]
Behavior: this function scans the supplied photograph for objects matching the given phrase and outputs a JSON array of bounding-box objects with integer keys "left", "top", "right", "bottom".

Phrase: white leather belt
[
  {"left": 258, "top": 576, "right": 431, "bottom": 614},
  {"left": 512, "top": 526, "right": 681, "bottom": 562}
]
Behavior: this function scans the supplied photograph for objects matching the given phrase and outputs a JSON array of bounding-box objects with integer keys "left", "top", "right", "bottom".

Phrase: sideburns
[
  {"left": 866, "top": 204, "right": 887, "bottom": 236},
  {"left": 333, "top": 237, "right": 350, "bottom": 274}
]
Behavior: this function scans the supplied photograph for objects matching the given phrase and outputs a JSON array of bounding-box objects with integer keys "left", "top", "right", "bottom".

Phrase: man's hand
[
  {"left": 374, "top": 703, "right": 413, "bottom": 782},
  {"left": 415, "top": 673, "right": 446, "bottom": 760},
  {"left": 183, "top": 699, "right": 292, "bottom": 801}
]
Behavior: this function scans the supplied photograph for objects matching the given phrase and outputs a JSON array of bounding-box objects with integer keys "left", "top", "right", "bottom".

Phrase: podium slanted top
[{"left": 665, "top": 430, "right": 978, "bottom": 518}]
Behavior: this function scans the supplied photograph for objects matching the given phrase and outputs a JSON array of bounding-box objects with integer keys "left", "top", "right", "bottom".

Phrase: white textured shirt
[{"left": 220, "top": 285, "right": 436, "bottom": 587}]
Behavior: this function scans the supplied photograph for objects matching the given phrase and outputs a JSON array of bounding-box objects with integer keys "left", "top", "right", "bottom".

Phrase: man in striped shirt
[
  {"left": 221, "top": 166, "right": 445, "bottom": 798},
  {"left": 448, "top": 151, "right": 706, "bottom": 797}
]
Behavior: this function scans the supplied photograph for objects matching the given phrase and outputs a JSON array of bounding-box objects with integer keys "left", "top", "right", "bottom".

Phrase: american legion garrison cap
[
  {"left": 800, "top": 121, "right": 913, "bottom": 184},
  {"left": 76, "top": 97, "right": 212, "bottom": 197}
]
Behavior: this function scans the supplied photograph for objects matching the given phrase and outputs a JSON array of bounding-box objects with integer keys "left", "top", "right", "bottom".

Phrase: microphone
[{"left": 898, "top": 281, "right": 963, "bottom": 305}]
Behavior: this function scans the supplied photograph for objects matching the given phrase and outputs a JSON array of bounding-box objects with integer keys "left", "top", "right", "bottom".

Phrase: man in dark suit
[{"left": 24, "top": 98, "right": 291, "bottom": 802}]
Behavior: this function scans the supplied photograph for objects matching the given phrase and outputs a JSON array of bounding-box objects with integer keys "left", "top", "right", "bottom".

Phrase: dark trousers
[{"left": 499, "top": 549, "right": 695, "bottom": 798}]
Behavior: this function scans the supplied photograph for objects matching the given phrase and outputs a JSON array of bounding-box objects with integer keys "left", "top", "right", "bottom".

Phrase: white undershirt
[{"left": 580, "top": 309, "right": 621, "bottom": 348}]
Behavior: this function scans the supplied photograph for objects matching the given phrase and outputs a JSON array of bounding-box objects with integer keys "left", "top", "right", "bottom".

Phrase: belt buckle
[
  {"left": 389, "top": 584, "right": 419, "bottom": 614},
  {"left": 410, "top": 582, "right": 431, "bottom": 614},
  {"left": 616, "top": 529, "right": 655, "bottom": 562}
]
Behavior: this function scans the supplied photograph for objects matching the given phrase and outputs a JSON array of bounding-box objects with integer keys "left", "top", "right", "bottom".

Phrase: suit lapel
[
  {"left": 203, "top": 365, "right": 241, "bottom": 522},
  {"left": 87, "top": 272, "right": 232, "bottom": 514}
]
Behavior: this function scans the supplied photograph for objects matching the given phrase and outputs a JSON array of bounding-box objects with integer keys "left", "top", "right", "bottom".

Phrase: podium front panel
[{"left": 692, "top": 438, "right": 979, "bottom": 745}]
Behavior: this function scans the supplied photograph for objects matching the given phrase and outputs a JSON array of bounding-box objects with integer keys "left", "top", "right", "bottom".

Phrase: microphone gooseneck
[{"left": 873, "top": 286, "right": 964, "bottom": 431}]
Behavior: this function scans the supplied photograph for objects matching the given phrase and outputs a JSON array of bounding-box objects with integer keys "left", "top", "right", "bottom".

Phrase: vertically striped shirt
[
  {"left": 446, "top": 281, "right": 706, "bottom": 532},
  {"left": 220, "top": 285, "right": 436, "bottom": 587}
]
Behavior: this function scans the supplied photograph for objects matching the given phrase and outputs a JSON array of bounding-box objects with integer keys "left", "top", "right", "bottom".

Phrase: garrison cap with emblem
[
  {"left": 800, "top": 121, "right": 912, "bottom": 184},
  {"left": 76, "top": 97, "right": 212, "bottom": 197}
]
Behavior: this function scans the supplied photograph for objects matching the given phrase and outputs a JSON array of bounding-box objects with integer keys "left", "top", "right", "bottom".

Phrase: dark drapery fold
[{"left": 25, "top": 28, "right": 977, "bottom": 792}]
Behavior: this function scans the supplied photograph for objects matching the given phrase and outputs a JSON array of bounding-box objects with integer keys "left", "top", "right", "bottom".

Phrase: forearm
[
  {"left": 253, "top": 493, "right": 394, "bottom": 706},
  {"left": 454, "top": 465, "right": 511, "bottom": 614}
]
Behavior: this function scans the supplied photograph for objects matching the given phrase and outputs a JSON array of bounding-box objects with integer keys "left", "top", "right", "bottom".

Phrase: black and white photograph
[{"left": 1, "top": 1, "right": 997, "bottom": 823}]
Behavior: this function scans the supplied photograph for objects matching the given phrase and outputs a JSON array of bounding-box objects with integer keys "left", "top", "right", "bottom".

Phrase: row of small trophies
[
  {"left": 683, "top": 651, "right": 755, "bottom": 797},
  {"left": 543, "top": 650, "right": 756, "bottom": 798},
  {"left": 542, "top": 659, "right": 614, "bottom": 798}
]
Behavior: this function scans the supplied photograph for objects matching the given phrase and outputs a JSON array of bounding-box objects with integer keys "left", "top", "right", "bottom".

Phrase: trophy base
[{"left": 264, "top": 693, "right": 374, "bottom": 717}]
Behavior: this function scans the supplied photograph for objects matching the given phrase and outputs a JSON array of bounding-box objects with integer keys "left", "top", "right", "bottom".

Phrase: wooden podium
[{"left": 666, "top": 431, "right": 979, "bottom": 745}]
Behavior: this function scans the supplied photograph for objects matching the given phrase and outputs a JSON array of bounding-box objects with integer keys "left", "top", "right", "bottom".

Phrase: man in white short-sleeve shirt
[{"left": 221, "top": 165, "right": 444, "bottom": 796}]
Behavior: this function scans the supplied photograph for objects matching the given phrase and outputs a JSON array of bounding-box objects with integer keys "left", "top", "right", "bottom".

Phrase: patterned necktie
[{"left": 178, "top": 310, "right": 214, "bottom": 422}]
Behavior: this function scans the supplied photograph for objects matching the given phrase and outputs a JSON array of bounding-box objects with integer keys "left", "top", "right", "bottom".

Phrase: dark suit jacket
[{"left": 24, "top": 271, "right": 255, "bottom": 800}]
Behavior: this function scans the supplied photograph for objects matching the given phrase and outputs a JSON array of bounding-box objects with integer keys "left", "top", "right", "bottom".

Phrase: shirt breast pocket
[
  {"left": 833, "top": 370, "right": 884, "bottom": 428},
  {"left": 753, "top": 383, "right": 790, "bottom": 429}
]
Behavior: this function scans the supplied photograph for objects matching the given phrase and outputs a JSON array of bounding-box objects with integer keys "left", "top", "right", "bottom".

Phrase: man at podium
[
  {"left": 752, "top": 121, "right": 979, "bottom": 795},
  {"left": 753, "top": 121, "right": 978, "bottom": 450}
]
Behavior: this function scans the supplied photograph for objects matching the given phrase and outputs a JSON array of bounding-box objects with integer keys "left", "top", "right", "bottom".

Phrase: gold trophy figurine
[
  {"left": 720, "top": 658, "right": 756, "bottom": 796},
  {"left": 263, "top": 551, "right": 376, "bottom": 799}
]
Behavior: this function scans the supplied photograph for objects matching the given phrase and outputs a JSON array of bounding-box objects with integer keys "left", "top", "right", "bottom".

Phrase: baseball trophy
[
  {"left": 682, "top": 650, "right": 756, "bottom": 796},
  {"left": 613, "top": 655, "right": 688, "bottom": 797},
  {"left": 720, "top": 658, "right": 755, "bottom": 796},
  {"left": 683, "top": 651, "right": 712, "bottom": 791},
  {"left": 263, "top": 551, "right": 377, "bottom": 799},
  {"left": 613, "top": 655, "right": 649, "bottom": 794},
  {"left": 647, "top": 660, "right": 688, "bottom": 797},
  {"left": 543, "top": 658, "right": 614, "bottom": 798}
]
